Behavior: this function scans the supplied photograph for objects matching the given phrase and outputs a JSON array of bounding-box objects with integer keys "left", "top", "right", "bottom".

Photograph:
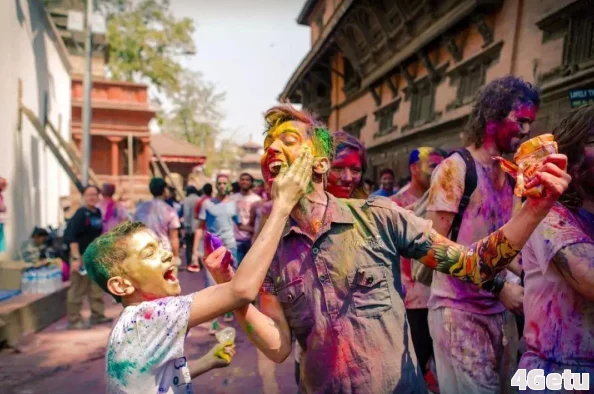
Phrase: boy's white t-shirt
[{"left": 106, "top": 294, "right": 195, "bottom": 394}]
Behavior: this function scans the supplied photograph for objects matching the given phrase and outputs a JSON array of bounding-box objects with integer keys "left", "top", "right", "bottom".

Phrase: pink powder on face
[{"left": 327, "top": 149, "right": 363, "bottom": 199}]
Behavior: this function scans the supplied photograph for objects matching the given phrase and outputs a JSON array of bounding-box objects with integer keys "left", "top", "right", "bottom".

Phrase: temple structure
[{"left": 239, "top": 138, "right": 263, "bottom": 180}]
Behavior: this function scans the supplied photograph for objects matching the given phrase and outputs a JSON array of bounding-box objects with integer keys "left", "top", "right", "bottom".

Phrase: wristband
[
  {"left": 482, "top": 275, "right": 506, "bottom": 296},
  {"left": 71, "top": 256, "right": 81, "bottom": 261}
]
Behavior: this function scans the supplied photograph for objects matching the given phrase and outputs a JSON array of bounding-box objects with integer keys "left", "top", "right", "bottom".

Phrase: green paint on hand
[
  {"left": 246, "top": 323, "right": 255, "bottom": 334},
  {"left": 107, "top": 348, "right": 137, "bottom": 387}
]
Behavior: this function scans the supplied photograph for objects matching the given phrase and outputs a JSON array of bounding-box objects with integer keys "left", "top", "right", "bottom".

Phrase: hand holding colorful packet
[
  {"left": 204, "top": 231, "right": 234, "bottom": 269},
  {"left": 493, "top": 134, "right": 558, "bottom": 198}
]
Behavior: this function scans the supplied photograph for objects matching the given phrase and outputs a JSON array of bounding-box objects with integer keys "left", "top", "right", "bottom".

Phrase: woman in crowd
[
  {"left": 326, "top": 131, "right": 369, "bottom": 199},
  {"left": 64, "top": 185, "right": 111, "bottom": 330},
  {"left": 519, "top": 104, "right": 594, "bottom": 387},
  {"left": 97, "top": 183, "right": 128, "bottom": 234}
]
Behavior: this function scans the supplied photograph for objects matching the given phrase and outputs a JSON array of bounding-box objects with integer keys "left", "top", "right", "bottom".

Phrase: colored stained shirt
[
  {"left": 427, "top": 153, "right": 519, "bottom": 314},
  {"left": 392, "top": 185, "right": 431, "bottom": 310},
  {"left": 198, "top": 198, "right": 239, "bottom": 249},
  {"left": 19, "top": 239, "right": 46, "bottom": 263},
  {"left": 181, "top": 194, "right": 200, "bottom": 233},
  {"left": 230, "top": 192, "right": 261, "bottom": 242},
  {"left": 519, "top": 204, "right": 594, "bottom": 372},
  {"left": 106, "top": 295, "right": 194, "bottom": 394},
  {"left": 97, "top": 199, "right": 128, "bottom": 234},
  {"left": 261, "top": 193, "right": 431, "bottom": 394},
  {"left": 134, "top": 199, "right": 181, "bottom": 252}
]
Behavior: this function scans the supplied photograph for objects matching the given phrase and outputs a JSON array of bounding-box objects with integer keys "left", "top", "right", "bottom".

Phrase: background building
[
  {"left": 239, "top": 138, "right": 263, "bottom": 180},
  {"left": 280, "top": 0, "right": 594, "bottom": 182},
  {"left": 0, "top": 0, "right": 72, "bottom": 258}
]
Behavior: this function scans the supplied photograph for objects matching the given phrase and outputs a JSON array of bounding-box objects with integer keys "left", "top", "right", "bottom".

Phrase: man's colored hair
[
  {"left": 84, "top": 222, "right": 148, "bottom": 303},
  {"left": 149, "top": 178, "right": 167, "bottom": 197},
  {"left": 264, "top": 104, "right": 334, "bottom": 162},
  {"left": 467, "top": 76, "right": 541, "bottom": 147},
  {"left": 409, "top": 147, "right": 447, "bottom": 165}
]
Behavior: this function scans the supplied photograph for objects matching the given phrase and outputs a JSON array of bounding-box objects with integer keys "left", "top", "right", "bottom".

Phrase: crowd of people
[{"left": 49, "top": 75, "right": 593, "bottom": 394}]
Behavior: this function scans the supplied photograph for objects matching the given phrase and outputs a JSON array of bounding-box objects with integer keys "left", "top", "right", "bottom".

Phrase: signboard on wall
[{"left": 569, "top": 88, "right": 594, "bottom": 108}]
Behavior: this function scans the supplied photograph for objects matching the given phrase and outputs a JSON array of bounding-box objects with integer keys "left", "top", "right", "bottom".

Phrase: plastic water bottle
[{"left": 21, "top": 270, "right": 30, "bottom": 294}]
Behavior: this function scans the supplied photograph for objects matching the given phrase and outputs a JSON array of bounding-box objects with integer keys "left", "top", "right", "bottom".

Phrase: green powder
[
  {"left": 107, "top": 348, "right": 137, "bottom": 387},
  {"left": 246, "top": 323, "right": 255, "bottom": 334}
]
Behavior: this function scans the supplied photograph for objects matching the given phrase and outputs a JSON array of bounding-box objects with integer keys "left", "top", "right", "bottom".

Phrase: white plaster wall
[{"left": 0, "top": 0, "right": 71, "bottom": 258}]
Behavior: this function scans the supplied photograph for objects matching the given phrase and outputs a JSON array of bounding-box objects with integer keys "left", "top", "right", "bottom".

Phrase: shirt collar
[{"left": 281, "top": 192, "right": 355, "bottom": 238}]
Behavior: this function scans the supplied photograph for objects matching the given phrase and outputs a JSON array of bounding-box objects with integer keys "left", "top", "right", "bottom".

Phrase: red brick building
[{"left": 281, "top": 0, "right": 594, "bottom": 181}]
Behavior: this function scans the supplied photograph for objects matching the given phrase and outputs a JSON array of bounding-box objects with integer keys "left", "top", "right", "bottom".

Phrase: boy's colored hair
[
  {"left": 84, "top": 222, "right": 148, "bottom": 303},
  {"left": 264, "top": 104, "right": 334, "bottom": 162}
]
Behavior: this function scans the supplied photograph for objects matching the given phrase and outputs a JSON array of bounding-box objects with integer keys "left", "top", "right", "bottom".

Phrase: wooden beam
[
  {"left": 443, "top": 34, "right": 463, "bottom": 62},
  {"left": 20, "top": 105, "right": 84, "bottom": 193},
  {"left": 370, "top": 84, "right": 382, "bottom": 107},
  {"left": 386, "top": 75, "right": 399, "bottom": 98},
  {"left": 473, "top": 14, "right": 494, "bottom": 47},
  {"left": 149, "top": 144, "right": 184, "bottom": 199}
]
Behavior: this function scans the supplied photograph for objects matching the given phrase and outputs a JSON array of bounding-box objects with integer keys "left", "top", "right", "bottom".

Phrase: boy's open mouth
[
  {"left": 267, "top": 160, "right": 283, "bottom": 177},
  {"left": 163, "top": 267, "right": 178, "bottom": 283}
]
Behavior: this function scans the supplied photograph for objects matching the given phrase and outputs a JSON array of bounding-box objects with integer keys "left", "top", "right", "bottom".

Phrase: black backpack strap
[{"left": 448, "top": 148, "right": 478, "bottom": 242}]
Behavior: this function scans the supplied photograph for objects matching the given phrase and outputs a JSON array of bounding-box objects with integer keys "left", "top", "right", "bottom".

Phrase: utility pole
[{"left": 81, "top": 0, "right": 93, "bottom": 186}]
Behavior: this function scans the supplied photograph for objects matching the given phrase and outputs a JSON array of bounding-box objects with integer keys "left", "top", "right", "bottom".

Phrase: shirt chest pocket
[
  {"left": 350, "top": 266, "right": 392, "bottom": 318},
  {"left": 278, "top": 278, "right": 313, "bottom": 332}
]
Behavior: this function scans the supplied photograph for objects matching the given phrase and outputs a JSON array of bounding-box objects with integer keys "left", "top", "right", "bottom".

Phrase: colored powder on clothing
[{"left": 107, "top": 348, "right": 137, "bottom": 387}]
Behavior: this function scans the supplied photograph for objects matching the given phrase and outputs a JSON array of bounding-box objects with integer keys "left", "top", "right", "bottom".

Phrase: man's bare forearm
[
  {"left": 232, "top": 304, "right": 291, "bottom": 363},
  {"left": 188, "top": 355, "right": 215, "bottom": 379},
  {"left": 170, "top": 231, "right": 180, "bottom": 257}
]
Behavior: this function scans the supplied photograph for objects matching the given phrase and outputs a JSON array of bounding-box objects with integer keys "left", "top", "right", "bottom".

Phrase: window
[
  {"left": 409, "top": 82, "right": 434, "bottom": 127},
  {"left": 344, "top": 116, "right": 367, "bottom": 140},
  {"left": 565, "top": 14, "right": 594, "bottom": 66},
  {"left": 373, "top": 99, "right": 401, "bottom": 137},
  {"left": 343, "top": 57, "right": 360, "bottom": 95}
]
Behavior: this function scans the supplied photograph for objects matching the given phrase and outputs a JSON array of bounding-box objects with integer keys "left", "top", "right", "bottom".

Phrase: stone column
[
  {"left": 139, "top": 136, "right": 151, "bottom": 176},
  {"left": 107, "top": 136, "right": 124, "bottom": 177}
]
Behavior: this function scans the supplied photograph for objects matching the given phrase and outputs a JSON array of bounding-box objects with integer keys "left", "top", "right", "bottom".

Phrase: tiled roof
[{"left": 151, "top": 133, "right": 205, "bottom": 157}]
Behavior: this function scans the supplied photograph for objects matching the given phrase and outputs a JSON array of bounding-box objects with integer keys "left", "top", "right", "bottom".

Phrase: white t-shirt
[
  {"left": 230, "top": 192, "right": 262, "bottom": 242},
  {"left": 106, "top": 295, "right": 194, "bottom": 394}
]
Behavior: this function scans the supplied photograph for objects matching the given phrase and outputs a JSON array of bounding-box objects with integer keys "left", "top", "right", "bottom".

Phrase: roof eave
[{"left": 297, "top": 0, "right": 318, "bottom": 25}]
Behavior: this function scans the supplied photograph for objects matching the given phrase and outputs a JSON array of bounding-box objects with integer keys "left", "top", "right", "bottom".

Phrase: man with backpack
[{"left": 425, "top": 76, "right": 535, "bottom": 394}]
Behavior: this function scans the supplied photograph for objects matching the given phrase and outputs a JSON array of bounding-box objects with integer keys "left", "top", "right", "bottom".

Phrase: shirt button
[
  {"left": 366, "top": 276, "right": 374, "bottom": 285},
  {"left": 319, "top": 274, "right": 327, "bottom": 282},
  {"left": 312, "top": 247, "right": 319, "bottom": 254},
  {"left": 287, "top": 294, "right": 294, "bottom": 301}
]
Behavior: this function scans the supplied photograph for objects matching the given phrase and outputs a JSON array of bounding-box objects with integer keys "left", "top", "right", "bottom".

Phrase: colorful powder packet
[
  {"left": 204, "top": 231, "right": 233, "bottom": 269},
  {"left": 493, "top": 134, "right": 558, "bottom": 197},
  {"left": 214, "top": 327, "right": 236, "bottom": 363}
]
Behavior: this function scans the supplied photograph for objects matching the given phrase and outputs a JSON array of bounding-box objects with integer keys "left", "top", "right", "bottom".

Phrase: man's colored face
[
  {"left": 491, "top": 101, "right": 538, "bottom": 153},
  {"left": 0, "top": 178, "right": 6, "bottom": 191},
  {"left": 261, "top": 120, "right": 313, "bottom": 187},
  {"left": 413, "top": 151, "right": 444, "bottom": 189},
  {"left": 84, "top": 187, "right": 99, "bottom": 207},
  {"left": 121, "top": 230, "right": 181, "bottom": 299},
  {"left": 239, "top": 175, "right": 253, "bottom": 192},
  {"left": 217, "top": 176, "right": 230, "bottom": 196},
  {"left": 327, "top": 148, "right": 363, "bottom": 198},
  {"left": 380, "top": 173, "right": 394, "bottom": 191}
]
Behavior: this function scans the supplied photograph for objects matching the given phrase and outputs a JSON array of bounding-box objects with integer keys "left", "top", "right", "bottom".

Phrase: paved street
[{"left": 0, "top": 270, "right": 298, "bottom": 394}]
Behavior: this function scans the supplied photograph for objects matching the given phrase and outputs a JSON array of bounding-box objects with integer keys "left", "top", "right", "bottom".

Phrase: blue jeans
[
  {"left": 236, "top": 240, "right": 251, "bottom": 266},
  {"left": 204, "top": 247, "right": 237, "bottom": 288}
]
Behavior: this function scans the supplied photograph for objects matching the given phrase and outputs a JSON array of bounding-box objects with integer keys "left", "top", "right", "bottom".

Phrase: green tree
[
  {"left": 159, "top": 70, "right": 225, "bottom": 149},
  {"left": 104, "top": 0, "right": 195, "bottom": 93}
]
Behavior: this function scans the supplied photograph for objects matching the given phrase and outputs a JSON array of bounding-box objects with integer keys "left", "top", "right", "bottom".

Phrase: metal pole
[{"left": 81, "top": 0, "right": 93, "bottom": 186}]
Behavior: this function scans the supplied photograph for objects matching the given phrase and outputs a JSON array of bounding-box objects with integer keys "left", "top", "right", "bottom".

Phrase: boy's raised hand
[{"left": 204, "top": 246, "right": 234, "bottom": 285}]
